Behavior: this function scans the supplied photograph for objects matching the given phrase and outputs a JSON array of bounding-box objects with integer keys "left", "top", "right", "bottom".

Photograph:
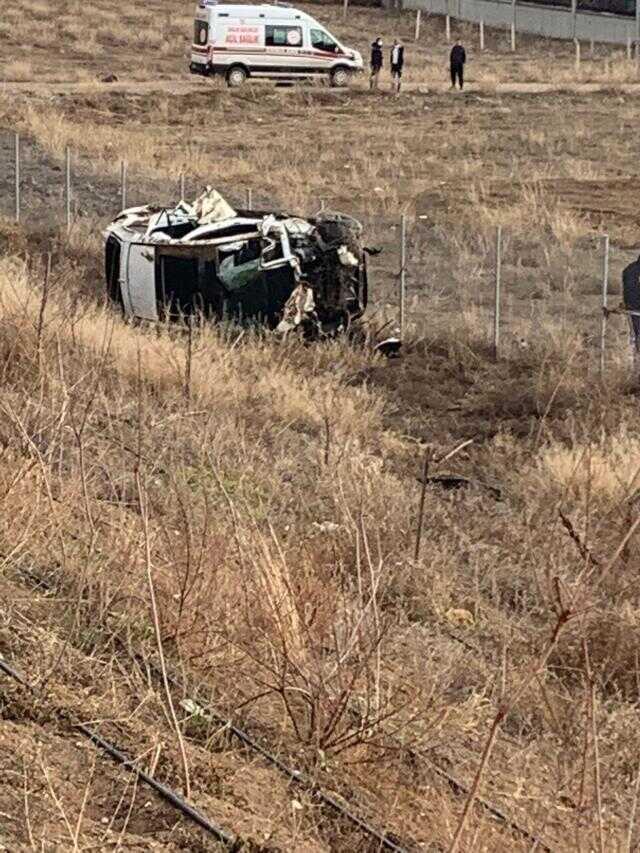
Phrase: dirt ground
[{"left": 2, "top": 1, "right": 640, "bottom": 851}]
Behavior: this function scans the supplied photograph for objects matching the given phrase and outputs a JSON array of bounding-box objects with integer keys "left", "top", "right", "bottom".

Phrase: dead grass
[
  {"left": 2, "top": 0, "right": 640, "bottom": 849},
  {"left": 537, "top": 426, "right": 640, "bottom": 501},
  {"left": 2, "top": 222, "right": 640, "bottom": 848}
]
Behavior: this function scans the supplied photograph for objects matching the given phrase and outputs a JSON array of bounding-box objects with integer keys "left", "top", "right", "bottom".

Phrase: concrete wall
[{"left": 403, "top": 0, "right": 640, "bottom": 44}]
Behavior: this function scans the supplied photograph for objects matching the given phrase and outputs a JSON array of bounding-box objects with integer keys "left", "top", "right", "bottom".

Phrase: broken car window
[{"left": 261, "top": 237, "right": 285, "bottom": 265}]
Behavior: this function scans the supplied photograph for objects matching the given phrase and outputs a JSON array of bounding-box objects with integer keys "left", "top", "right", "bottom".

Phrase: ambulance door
[{"left": 308, "top": 27, "right": 342, "bottom": 72}]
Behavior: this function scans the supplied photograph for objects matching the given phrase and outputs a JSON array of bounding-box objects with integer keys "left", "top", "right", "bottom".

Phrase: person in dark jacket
[
  {"left": 390, "top": 38, "right": 404, "bottom": 95},
  {"left": 370, "top": 37, "right": 383, "bottom": 90},
  {"left": 450, "top": 40, "right": 466, "bottom": 90},
  {"left": 623, "top": 254, "right": 640, "bottom": 361}
]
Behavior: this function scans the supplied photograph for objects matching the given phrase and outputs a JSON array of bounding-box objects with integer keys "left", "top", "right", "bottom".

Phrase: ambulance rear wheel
[
  {"left": 226, "top": 66, "right": 247, "bottom": 87},
  {"left": 329, "top": 66, "right": 350, "bottom": 88}
]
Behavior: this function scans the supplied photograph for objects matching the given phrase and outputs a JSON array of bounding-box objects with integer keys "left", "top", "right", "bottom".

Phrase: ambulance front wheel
[
  {"left": 329, "top": 66, "right": 350, "bottom": 88},
  {"left": 226, "top": 66, "right": 248, "bottom": 88}
]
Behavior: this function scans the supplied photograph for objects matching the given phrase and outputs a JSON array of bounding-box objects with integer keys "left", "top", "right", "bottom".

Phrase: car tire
[
  {"left": 329, "top": 66, "right": 350, "bottom": 88},
  {"left": 226, "top": 65, "right": 247, "bottom": 87}
]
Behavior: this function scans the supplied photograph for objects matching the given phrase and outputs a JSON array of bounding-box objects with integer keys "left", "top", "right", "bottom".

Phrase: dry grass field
[{"left": 2, "top": 0, "right": 640, "bottom": 851}]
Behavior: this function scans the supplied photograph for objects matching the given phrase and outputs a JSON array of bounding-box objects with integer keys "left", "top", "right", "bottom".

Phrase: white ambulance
[{"left": 190, "top": 2, "right": 363, "bottom": 87}]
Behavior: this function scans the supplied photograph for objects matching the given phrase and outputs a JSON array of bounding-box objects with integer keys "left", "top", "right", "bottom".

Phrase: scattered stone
[
  {"left": 312, "top": 521, "right": 340, "bottom": 534},
  {"left": 446, "top": 608, "right": 475, "bottom": 628}
]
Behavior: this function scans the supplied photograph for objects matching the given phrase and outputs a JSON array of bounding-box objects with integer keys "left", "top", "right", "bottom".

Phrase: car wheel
[
  {"left": 226, "top": 66, "right": 247, "bottom": 87},
  {"left": 330, "top": 66, "right": 350, "bottom": 88}
]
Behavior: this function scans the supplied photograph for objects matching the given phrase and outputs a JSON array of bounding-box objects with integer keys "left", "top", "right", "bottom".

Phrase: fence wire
[{"left": 1, "top": 128, "right": 637, "bottom": 371}]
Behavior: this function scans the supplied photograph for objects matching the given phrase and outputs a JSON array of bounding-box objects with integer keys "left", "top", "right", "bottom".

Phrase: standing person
[
  {"left": 370, "top": 37, "right": 383, "bottom": 90},
  {"left": 623, "top": 254, "right": 640, "bottom": 365},
  {"left": 449, "top": 39, "right": 466, "bottom": 90},
  {"left": 390, "top": 38, "right": 404, "bottom": 95}
]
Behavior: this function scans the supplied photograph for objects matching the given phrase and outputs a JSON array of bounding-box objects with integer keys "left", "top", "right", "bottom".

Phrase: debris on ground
[
  {"left": 418, "top": 474, "right": 502, "bottom": 501},
  {"left": 375, "top": 336, "right": 402, "bottom": 357}
]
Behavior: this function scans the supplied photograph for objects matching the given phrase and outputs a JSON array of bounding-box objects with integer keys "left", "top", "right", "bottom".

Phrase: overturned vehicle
[{"left": 104, "top": 188, "right": 370, "bottom": 335}]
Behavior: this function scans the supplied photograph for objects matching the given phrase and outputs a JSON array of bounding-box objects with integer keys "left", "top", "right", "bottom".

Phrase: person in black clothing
[
  {"left": 370, "top": 37, "right": 383, "bottom": 90},
  {"left": 623, "top": 254, "right": 640, "bottom": 361},
  {"left": 390, "top": 38, "right": 404, "bottom": 95},
  {"left": 450, "top": 40, "right": 466, "bottom": 90}
]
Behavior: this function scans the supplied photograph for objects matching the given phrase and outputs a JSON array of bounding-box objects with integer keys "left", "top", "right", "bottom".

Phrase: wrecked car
[{"left": 104, "top": 188, "right": 369, "bottom": 336}]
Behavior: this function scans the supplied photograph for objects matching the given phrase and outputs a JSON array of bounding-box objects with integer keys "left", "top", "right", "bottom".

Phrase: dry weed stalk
[
  {"left": 22, "top": 758, "right": 35, "bottom": 849},
  {"left": 35, "top": 253, "right": 51, "bottom": 372},
  {"left": 135, "top": 468, "right": 192, "bottom": 798},
  {"left": 72, "top": 754, "right": 97, "bottom": 852},
  {"left": 39, "top": 752, "right": 76, "bottom": 846},
  {"left": 415, "top": 439, "right": 474, "bottom": 562},
  {"left": 583, "top": 637, "right": 605, "bottom": 853},
  {"left": 627, "top": 765, "right": 640, "bottom": 852},
  {"left": 448, "top": 579, "right": 576, "bottom": 853}
]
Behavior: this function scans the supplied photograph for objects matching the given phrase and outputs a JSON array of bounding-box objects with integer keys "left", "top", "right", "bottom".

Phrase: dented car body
[{"left": 104, "top": 188, "right": 368, "bottom": 335}]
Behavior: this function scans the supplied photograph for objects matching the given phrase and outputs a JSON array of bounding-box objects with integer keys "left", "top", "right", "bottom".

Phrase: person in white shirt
[{"left": 390, "top": 39, "right": 404, "bottom": 95}]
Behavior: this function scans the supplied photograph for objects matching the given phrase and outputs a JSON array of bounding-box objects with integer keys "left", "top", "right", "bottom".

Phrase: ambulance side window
[{"left": 265, "top": 25, "right": 302, "bottom": 47}]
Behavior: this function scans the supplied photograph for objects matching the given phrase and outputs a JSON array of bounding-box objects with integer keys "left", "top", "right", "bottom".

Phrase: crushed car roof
[{"left": 105, "top": 186, "right": 318, "bottom": 247}]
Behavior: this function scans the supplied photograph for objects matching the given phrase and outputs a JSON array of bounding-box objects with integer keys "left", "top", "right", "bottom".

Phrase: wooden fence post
[
  {"left": 399, "top": 214, "right": 407, "bottom": 338},
  {"left": 246, "top": 187, "right": 253, "bottom": 210},
  {"left": 480, "top": 19, "right": 485, "bottom": 50},
  {"left": 599, "top": 234, "right": 609, "bottom": 377},
  {"left": 445, "top": 14, "right": 451, "bottom": 41},
  {"left": 180, "top": 171, "right": 186, "bottom": 201},
  {"left": 575, "top": 39, "right": 581, "bottom": 73},
  {"left": 14, "top": 133, "right": 20, "bottom": 224},
  {"left": 493, "top": 226, "right": 502, "bottom": 361},
  {"left": 415, "top": 10, "right": 421, "bottom": 41}
]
